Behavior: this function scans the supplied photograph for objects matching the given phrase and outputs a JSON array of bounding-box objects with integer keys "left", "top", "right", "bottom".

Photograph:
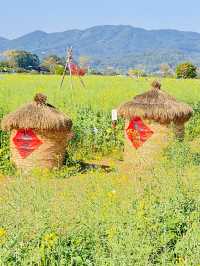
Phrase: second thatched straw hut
[
  {"left": 1, "top": 93, "right": 73, "bottom": 171},
  {"left": 117, "top": 80, "right": 193, "bottom": 169}
]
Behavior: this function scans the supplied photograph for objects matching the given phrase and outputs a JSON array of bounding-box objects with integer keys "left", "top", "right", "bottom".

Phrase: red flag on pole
[{"left": 69, "top": 63, "right": 86, "bottom": 76}]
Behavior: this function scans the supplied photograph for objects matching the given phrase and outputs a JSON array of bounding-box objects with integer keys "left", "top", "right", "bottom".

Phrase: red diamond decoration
[
  {"left": 126, "top": 117, "right": 154, "bottom": 149},
  {"left": 13, "top": 129, "right": 43, "bottom": 158}
]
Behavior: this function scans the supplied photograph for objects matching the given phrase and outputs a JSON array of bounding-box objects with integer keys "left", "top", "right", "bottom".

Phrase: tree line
[
  {"left": 0, "top": 50, "right": 91, "bottom": 75},
  {"left": 0, "top": 49, "right": 199, "bottom": 78},
  {"left": 128, "top": 63, "right": 198, "bottom": 79}
]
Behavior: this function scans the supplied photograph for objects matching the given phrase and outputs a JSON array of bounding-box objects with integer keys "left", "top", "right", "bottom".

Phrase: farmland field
[{"left": 0, "top": 74, "right": 200, "bottom": 265}]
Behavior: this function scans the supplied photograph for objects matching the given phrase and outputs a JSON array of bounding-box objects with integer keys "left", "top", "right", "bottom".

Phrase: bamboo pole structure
[
  {"left": 60, "top": 47, "right": 74, "bottom": 90},
  {"left": 60, "top": 47, "right": 86, "bottom": 89}
]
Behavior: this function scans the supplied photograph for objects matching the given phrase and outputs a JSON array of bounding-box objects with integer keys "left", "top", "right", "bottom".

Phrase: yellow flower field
[{"left": 0, "top": 74, "right": 200, "bottom": 265}]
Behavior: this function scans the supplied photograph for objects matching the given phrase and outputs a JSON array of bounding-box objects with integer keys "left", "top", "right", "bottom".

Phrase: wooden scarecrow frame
[{"left": 60, "top": 47, "right": 86, "bottom": 89}]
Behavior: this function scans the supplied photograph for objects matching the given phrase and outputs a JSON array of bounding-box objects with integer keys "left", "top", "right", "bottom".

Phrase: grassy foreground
[{"left": 0, "top": 75, "right": 200, "bottom": 265}]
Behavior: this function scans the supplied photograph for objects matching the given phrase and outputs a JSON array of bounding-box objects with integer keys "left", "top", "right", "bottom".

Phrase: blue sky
[{"left": 1, "top": 0, "right": 200, "bottom": 39}]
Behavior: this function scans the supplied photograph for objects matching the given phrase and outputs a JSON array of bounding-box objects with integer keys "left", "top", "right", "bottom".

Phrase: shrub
[
  {"left": 68, "top": 106, "right": 124, "bottom": 160},
  {"left": 128, "top": 69, "right": 145, "bottom": 78},
  {"left": 176, "top": 62, "right": 197, "bottom": 79},
  {"left": 15, "top": 67, "right": 28, "bottom": 73},
  {"left": 185, "top": 102, "right": 200, "bottom": 140},
  {"left": 54, "top": 64, "right": 64, "bottom": 75}
]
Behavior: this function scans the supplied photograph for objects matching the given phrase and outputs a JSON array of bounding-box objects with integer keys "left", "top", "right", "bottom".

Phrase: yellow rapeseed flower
[
  {"left": 177, "top": 257, "right": 186, "bottom": 265},
  {"left": 139, "top": 200, "right": 145, "bottom": 210},
  {"left": 42, "top": 232, "right": 58, "bottom": 248},
  {"left": 0, "top": 228, "right": 6, "bottom": 238},
  {"left": 107, "top": 190, "right": 117, "bottom": 198},
  {"left": 107, "top": 226, "right": 117, "bottom": 241}
]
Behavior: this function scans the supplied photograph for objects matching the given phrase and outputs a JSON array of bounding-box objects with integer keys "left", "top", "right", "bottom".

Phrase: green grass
[{"left": 0, "top": 74, "right": 200, "bottom": 265}]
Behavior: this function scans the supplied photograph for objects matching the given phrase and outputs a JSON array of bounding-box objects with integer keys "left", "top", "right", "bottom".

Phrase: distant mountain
[
  {"left": 1, "top": 25, "right": 200, "bottom": 72},
  {"left": 0, "top": 37, "right": 9, "bottom": 51}
]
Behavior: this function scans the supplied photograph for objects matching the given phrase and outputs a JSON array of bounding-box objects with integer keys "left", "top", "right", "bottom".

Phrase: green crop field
[{"left": 0, "top": 74, "right": 200, "bottom": 265}]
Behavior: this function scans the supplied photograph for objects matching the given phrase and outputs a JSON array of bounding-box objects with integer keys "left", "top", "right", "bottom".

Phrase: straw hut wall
[
  {"left": 1, "top": 93, "right": 73, "bottom": 170},
  {"left": 118, "top": 81, "right": 193, "bottom": 170}
]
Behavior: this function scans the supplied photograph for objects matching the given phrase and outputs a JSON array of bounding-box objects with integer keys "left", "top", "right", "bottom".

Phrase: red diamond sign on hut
[
  {"left": 126, "top": 117, "right": 154, "bottom": 149},
  {"left": 13, "top": 129, "right": 43, "bottom": 158}
]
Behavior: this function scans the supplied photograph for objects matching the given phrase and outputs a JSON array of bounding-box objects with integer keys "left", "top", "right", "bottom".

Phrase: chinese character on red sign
[
  {"left": 126, "top": 117, "right": 154, "bottom": 149},
  {"left": 13, "top": 129, "right": 43, "bottom": 158}
]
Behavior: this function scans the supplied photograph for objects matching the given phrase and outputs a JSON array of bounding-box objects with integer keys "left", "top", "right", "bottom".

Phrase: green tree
[
  {"left": 128, "top": 69, "right": 144, "bottom": 78},
  {"left": 0, "top": 61, "right": 11, "bottom": 72},
  {"left": 54, "top": 64, "right": 64, "bottom": 75},
  {"left": 41, "top": 55, "right": 63, "bottom": 73},
  {"left": 15, "top": 52, "right": 39, "bottom": 70},
  {"left": 176, "top": 62, "right": 197, "bottom": 79},
  {"left": 3, "top": 50, "right": 40, "bottom": 70},
  {"left": 3, "top": 50, "right": 19, "bottom": 67}
]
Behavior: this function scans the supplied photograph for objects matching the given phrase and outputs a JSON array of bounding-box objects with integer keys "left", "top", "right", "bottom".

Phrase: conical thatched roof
[
  {"left": 1, "top": 93, "right": 72, "bottom": 131},
  {"left": 118, "top": 81, "right": 193, "bottom": 124}
]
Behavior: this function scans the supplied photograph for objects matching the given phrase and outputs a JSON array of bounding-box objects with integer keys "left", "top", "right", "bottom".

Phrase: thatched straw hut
[
  {"left": 1, "top": 93, "right": 73, "bottom": 170},
  {"left": 117, "top": 80, "right": 193, "bottom": 169}
]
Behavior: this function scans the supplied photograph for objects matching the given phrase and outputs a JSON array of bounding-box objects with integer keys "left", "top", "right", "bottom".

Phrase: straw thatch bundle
[
  {"left": 117, "top": 81, "right": 193, "bottom": 171},
  {"left": 1, "top": 93, "right": 73, "bottom": 170},
  {"left": 1, "top": 93, "right": 72, "bottom": 131},
  {"left": 118, "top": 80, "right": 193, "bottom": 125},
  {"left": 122, "top": 119, "right": 174, "bottom": 172}
]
